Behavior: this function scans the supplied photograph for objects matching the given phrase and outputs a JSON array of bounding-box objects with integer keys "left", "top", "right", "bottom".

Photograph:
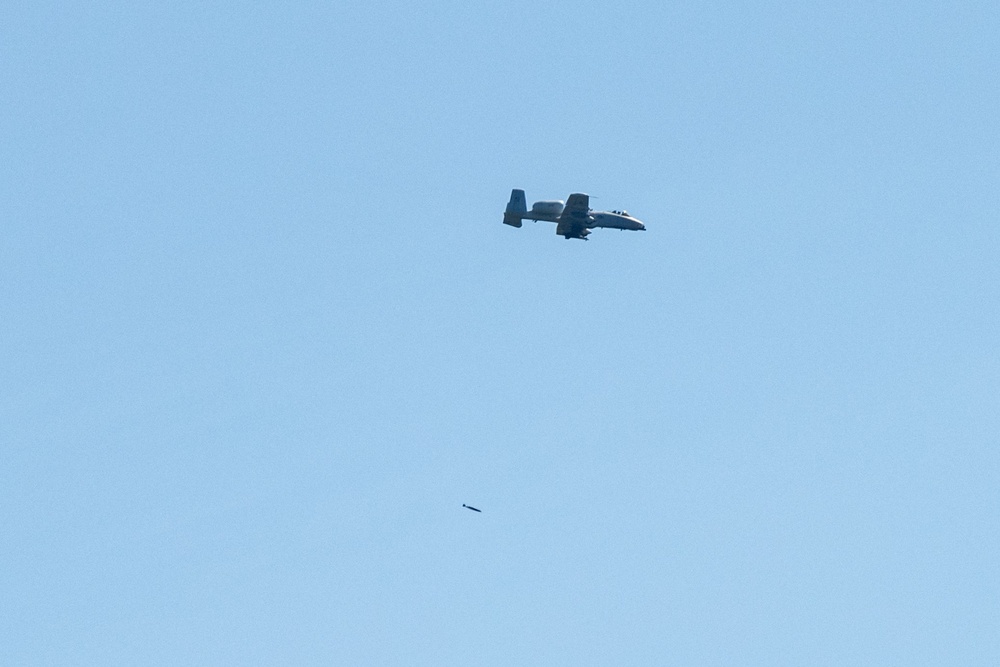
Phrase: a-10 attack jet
[{"left": 502, "top": 189, "right": 645, "bottom": 240}]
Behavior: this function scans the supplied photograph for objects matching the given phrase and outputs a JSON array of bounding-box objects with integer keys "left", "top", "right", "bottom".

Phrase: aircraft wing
[
  {"left": 556, "top": 193, "right": 590, "bottom": 237},
  {"left": 561, "top": 193, "right": 589, "bottom": 219}
]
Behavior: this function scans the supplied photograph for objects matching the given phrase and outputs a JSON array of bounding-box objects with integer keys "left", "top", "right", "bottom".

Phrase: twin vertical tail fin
[{"left": 503, "top": 189, "right": 527, "bottom": 227}]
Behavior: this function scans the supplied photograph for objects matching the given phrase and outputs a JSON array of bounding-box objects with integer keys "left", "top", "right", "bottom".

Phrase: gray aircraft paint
[{"left": 503, "top": 189, "right": 646, "bottom": 240}]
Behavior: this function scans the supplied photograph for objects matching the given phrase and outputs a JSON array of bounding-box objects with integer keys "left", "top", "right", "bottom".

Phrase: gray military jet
[{"left": 502, "top": 189, "right": 645, "bottom": 240}]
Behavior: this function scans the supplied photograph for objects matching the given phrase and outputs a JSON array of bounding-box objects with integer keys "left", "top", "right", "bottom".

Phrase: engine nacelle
[{"left": 531, "top": 200, "right": 564, "bottom": 217}]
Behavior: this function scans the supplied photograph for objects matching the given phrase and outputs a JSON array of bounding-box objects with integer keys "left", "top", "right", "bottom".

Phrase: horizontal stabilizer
[{"left": 503, "top": 213, "right": 522, "bottom": 227}]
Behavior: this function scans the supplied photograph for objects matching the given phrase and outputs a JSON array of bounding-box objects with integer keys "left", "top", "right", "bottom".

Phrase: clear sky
[{"left": 3, "top": 1, "right": 998, "bottom": 664}]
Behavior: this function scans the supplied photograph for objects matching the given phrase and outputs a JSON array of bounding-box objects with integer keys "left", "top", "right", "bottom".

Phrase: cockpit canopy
[{"left": 612, "top": 210, "right": 631, "bottom": 217}]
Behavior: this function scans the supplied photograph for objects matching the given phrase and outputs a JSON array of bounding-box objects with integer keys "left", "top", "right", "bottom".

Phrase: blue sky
[{"left": 3, "top": 1, "right": 998, "bottom": 664}]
